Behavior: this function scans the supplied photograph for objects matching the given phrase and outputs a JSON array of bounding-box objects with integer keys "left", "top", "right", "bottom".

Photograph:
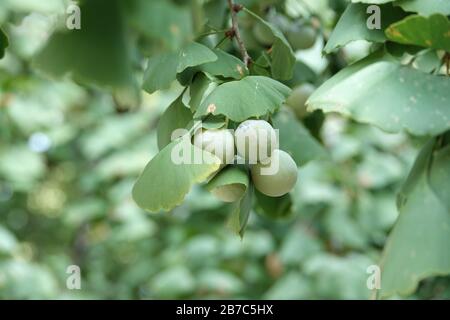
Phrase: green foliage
[
  {"left": 1, "top": 0, "right": 450, "bottom": 301},
  {"left": 244, "top": 8, "right": 296, "bottom": 80},
  {"left": 129, "top": 0, "right": 193, "bottom": 51},
  {"left": 157, "top": 92, "right": 193, "bottom": 150},
  {"left": 272, "top": 108, "right": 327, "bottom": 166},
  {"left": 33, "top": 0, "right": 136, "bottom": 91},
  {"left": 307, "top": 51, "right": 450, "bottom": 136},
  {"left": 324, "top": 3, "right": 406, "bottom": 54},
  {"left": 386, "top": 14, "right": 450, "bottom": 51},
  {"left": 194, "top": 76, "right": 291, "bottom": 122},
  {"left": 143, "top": 43, "right": 217, "bottom": 94},
  {"left": 380, "top": 139, "right": 450, "bottom": 298},
  {"left": 132, "top": 139, "right": 220, "bottom": 212}
]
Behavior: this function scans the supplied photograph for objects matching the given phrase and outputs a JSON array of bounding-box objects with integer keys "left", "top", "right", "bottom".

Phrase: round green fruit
[
  {"left": 235, "top": 120, "right": 278, "bottom": 164},
  {"left": 285, "top": 83, "right": 315, "bottom": 118},
  {"left": 287, "top": 24, "right": 316, "bottom": 50},
  {"left": 210, "top": 183, "right": 246, "bottom": 203},
  {"left": 252, "top": 22, "right": 274, "bottom": 46},
  {"left": 251, "top": 149, "right": 298, "bottom": 197},
  {"left": 193, "top": 128, "right": 235, "bottom": 164}
]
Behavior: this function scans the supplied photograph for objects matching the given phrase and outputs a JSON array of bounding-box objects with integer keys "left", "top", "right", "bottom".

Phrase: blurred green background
[{"left": 1, "top": 0, "right": 450, "bottom": 300}]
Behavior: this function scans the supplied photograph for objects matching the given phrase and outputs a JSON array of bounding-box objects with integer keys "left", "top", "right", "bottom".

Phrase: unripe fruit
[
  {"left": 193, "top": 128, "right": 235, "bottom": 164},
  {"left": 235, "top": 120, "right": 278, "bottom": 164},
  {"left": 285, "top": 83, "right": 315, "bottom": 118},
  {"left": 252, "top": 22, "right": 274, "bottom": 46},
  {"left": 210, "top": 183, "right": 246, "bottom": 203},
  {"left": 287, "top": 24, "right": 316, "bottom": 50},
  {"left": 251, "top": 149, "right": 298, "bottom": 197}
]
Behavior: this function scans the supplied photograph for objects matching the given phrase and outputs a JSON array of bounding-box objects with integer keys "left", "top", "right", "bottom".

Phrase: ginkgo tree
[{"left": 2, "top": 0, "right": 449, "bottom": 300}]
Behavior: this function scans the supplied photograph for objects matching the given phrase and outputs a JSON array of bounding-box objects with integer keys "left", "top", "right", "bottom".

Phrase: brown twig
[{"left": 227, "top": 0, "right": 252, "bottom": 66}]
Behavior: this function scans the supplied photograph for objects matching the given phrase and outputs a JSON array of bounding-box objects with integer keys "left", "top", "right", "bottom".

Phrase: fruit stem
[{"left": 227, "top": 0, "right": 252, "bottom": 67}]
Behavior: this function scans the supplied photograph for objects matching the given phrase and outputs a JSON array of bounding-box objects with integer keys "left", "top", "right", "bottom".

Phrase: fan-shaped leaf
[
  {"left": 177, "top": 42, "right": 217, "bottom": 73},
  {"left": 228, "top": 182, "right": 254, "bottom": 238},
  {"left": 380, "top": 140, "right": 450, "bottom": 298},
  {"left": 324, "top": 3, "right": 406, "bottom": 54},
  {"left": 199, "top": 49, "right": 248, "bottom": 79},
  {"left": 307, "top": 52, "right": 450, "bottom": 136},
  {"left": 143, "top": 42, "right": 217, "bottom": 94},
  {"left": 195, "top": 76, "right": 291, "bottom": 122},
  {"left": 386, "top": 14, "right": 450, "bottom": 51},
  {"left": 132, "top": 139, "right": 221, "bottom": 212},
  {"left": 206, "top": 166, "right": 249, "bottom": 195}
]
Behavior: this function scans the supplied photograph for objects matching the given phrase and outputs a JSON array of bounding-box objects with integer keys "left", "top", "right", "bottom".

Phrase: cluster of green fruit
[{"left": 193, "top": 119, "right": 298, "bottom": 202}]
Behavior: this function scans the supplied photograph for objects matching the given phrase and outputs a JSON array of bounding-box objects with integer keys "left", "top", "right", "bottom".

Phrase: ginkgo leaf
[
  {"left": 244, "top": 8, "right": 295, "bottom": 80},
  {"left": 195, "top": 76, "right": 291, "bottom": 122},
  {"left": 132, "top": 139, "right": 221, "bottom": 212},
  {"left": 177, "top": 42, "right": 217, "bottom": 73},
  {"left": 189, "top": 73, "right": 217, "bottom": 113},
  {"left": 142, "top": 53, "right": 178, "bottom": 94},
  {"left": 143, "top": 42, "right": 217, "bottom": 94},
  {"left": 157, "top": 93, "right": 193, "bottom": 150},
  {"left": 324, "top": 3, "right": 406, "bottom": 54},
  {"left": 307, "top": 51, "right": 450, "bottom": 136},
  {"left": 228, "top": 182, "right": 254, "bottom": 238},
  {"left": 199, "top": 49, "right": 248, "bottom": 79},
  {"left": 206, "top": 166, "right": 249, "bottom": 196},
  {"left": 386, "top": 14, "right": 450, "bottom": 51},
  {"left": 379, "top": 140, "right": 450, "bottom": 298}
]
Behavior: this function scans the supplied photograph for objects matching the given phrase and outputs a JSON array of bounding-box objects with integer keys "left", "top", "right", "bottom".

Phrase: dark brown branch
[{"left": 227, "top": 0, "right": 252, "bottom": 66}]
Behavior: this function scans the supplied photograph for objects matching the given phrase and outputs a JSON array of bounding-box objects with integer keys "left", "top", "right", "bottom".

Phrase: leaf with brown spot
[
  {"left": 195, "top": 76, "right": 291, "bottom": 122},
  {"left": 386, "top": 14, "right": 450, "bottom": 51}
]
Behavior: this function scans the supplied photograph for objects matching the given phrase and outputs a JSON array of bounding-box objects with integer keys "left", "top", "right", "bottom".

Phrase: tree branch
[{"left": 227, "top": 0, "right": 252, "bottom": 66}]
